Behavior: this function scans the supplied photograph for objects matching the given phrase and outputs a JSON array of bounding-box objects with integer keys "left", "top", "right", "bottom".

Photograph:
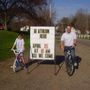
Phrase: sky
[{"left": 53, "top": 0, "right": 90, "bottom": 21}]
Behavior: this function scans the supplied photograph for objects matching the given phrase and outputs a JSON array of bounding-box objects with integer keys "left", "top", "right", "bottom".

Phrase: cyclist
[
  {"left": 60, "top": 25, "right": 77, "bottom": 66},
  {"left": 11, "top": 33, "right": 28, "bottom": 73}
]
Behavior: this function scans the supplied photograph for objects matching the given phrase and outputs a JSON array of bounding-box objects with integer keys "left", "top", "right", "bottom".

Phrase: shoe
[
  {"left": 10, "top": 66, "right": 13, "bottom": 68},
  {"left": 24, "top": 67, "right": 29, "bottom": 74}
]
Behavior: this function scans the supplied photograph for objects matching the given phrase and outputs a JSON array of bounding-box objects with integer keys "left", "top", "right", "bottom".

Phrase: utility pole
[
  {"left": 49, "top": 0, "right": 52, "bottom": 25},
  {"left": 49, "top": 2, "right": 51, "bottom": 19}
]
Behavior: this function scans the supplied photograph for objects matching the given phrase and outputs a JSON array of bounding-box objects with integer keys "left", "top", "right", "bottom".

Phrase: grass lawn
[{"left": 0, "top": 30, "right": 30, "bottom": 61}]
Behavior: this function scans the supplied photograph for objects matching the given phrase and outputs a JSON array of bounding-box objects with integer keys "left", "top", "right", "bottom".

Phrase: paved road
[
  {"left": 0, "top": 39, "right": 90, "bottom": 90},
  {"left": 78, "top": 39, "right": 90, "bottom": 46}
]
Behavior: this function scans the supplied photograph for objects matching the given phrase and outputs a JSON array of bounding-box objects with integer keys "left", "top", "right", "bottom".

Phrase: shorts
[
  {"left": 17, "top": 52, "right": 24, "bottom": 59},
  {"left": 19, "top": 52, "right": 24, "bottom": 57}
]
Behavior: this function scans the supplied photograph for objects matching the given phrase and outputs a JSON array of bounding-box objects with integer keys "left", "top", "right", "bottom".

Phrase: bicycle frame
[
  {"left": 11, "top": 49, "right": 23, "bottom": 72},
  {"left": 65, "top": 47, "right": 75, "bottom": 76}
]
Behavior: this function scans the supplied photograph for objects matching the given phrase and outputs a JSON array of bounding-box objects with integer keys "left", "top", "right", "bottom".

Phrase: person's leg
[
  {"left": 64, "top": 51, "right": 67, "bottom": 61},
  {"left": 20, "top": 56, "right": 25, "bottom": 64},
  {"left": 20, "top": 53, "right": 29, "bottom": 73},
  {"left": 71, "top": 48, "right": 75, "bottom": 59}
]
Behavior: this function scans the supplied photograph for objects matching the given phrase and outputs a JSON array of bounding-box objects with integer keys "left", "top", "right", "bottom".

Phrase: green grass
[{"left": 0, "top": 30, "right": 30, "bottom": 61}]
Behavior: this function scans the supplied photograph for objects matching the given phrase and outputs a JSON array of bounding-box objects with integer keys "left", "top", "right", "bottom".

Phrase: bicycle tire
[
  {"left": 12, "top": 59, "right": 22, "bottom": 72},
  {"left": 66, "top": 56, "right": 75, "bottom": 76}
]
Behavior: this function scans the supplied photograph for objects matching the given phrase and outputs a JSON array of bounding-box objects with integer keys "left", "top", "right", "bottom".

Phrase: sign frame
[{"left": 30, "top": 26, "right": 55, "bottom": 60}]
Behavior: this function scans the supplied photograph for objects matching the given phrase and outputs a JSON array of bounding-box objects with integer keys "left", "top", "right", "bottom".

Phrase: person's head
[
  {"left": 66, "top": 25, "right": 72, "bottom": 33},
  {"left": 17, "top": 33, "right": 23, "bottom": 39}
]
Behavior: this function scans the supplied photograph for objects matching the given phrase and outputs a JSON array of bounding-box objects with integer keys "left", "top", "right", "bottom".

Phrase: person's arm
[
  {"left": 73, "top": 33, "right": 77, "bottom": 47},
  {"left": 61, "top": 41, "right": 64, "bottom": 51},
  {"left": 60, "top": 34, "right": 65, "bottom": 51},
  {"left": 74, "top": 39, "right": 77, "bottom": 46}
]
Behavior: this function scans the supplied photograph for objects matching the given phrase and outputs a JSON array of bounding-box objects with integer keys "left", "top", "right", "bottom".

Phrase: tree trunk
[{"left": 4, "top": 12, "right": 7, "bottom": 30}]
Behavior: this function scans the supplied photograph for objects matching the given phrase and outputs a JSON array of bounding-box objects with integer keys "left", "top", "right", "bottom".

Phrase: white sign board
[{"left": 30, "top": 26, "right": 55, "bottom": 60}]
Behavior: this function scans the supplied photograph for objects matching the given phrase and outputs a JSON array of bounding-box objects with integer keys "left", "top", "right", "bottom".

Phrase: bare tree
[
  {"left": 57, "top": 8, "right": 90, "bottom": 34},
  {"left": 0, "top": 0, "right": 19, "bottom": 30},
  {"left": 72, "top": 9, "right": 89, "bottom": 33},
  {"left": 57, "top": 17, "right": 71, "bottom": 33},
  {"left": 0, "top": 0, "right": 48, "bottom": 30}
]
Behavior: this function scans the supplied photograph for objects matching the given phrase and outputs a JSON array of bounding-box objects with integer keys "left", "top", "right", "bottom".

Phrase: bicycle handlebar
[{"left": 11, "top": 49, "right": 20, "bottom": 55}]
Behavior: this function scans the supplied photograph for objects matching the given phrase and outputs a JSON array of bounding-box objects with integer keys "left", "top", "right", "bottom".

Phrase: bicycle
[
  {"left": 65, "top": 46, "right": 75, "bottom": 76},
  {"left": 11, "top": 49, "right": 24, "bottom": 72}
]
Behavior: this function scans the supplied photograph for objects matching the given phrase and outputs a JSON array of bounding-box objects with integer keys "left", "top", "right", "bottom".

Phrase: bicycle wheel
[
  {"left": 66, "top": 56, "right": 75, "bottom": 76},
  {"left": 12, "top": 59, "right": 21, "bottom": 72},
  {"left": 12, "top": 59, "right": 17, "bottom": 72}
]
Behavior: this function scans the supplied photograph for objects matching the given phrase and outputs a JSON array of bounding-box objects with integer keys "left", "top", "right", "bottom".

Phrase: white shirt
[
  {"left": 14, "top": 38, "right": 25, "bottom": 52},
  {"left": 61, "top": 32, "right": 77, "bottom": 46}
]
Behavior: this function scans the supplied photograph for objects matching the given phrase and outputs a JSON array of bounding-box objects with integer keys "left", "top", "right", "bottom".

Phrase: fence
[
  {"left": 77, "top": 34, "right": 90, "bottom": 40},
  {"left": 55, "top": 34, "right": 90, "bottom": 41}
]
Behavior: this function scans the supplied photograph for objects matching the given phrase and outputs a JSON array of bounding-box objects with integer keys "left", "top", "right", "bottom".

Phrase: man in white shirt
[{"left": 61, "top": 25, "right": 77, "bottom": 66}]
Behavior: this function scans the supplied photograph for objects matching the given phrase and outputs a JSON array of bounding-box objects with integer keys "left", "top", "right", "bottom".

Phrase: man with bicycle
[{"left": 60, "top": 25, "right": 77, "bottom": 66}]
